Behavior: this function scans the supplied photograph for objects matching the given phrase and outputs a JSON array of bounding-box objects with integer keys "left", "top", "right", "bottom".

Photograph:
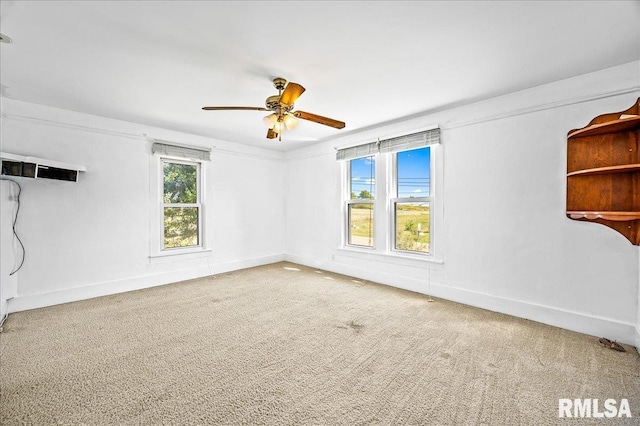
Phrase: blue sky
[
  {"left": 350, "top": 147, "right": 430, "bottom": 198},
  {"left": 397, "top": 147, "right": 430, "bottom": 197},
  {"left": 350, "top": 156, "right": 376, "bottom": 198}
]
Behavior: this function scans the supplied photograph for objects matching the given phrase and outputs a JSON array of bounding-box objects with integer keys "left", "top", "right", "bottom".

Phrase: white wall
[
  {"left": 0, "top": 98, "right": 286, "bottom": 311},
  {"left": 0, "top": 180, "right": 19, "bottom": 321},
  {"left": 285, "top": 61, "right": 640, "bottom": 345}
]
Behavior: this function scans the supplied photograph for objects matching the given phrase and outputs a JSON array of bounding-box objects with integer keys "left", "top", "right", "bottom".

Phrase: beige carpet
[{"left": 1, "top": 262, "right": 639, "bottom": 425}]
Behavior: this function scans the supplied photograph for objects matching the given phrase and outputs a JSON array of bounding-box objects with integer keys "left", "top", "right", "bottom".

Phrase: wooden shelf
[
  {"left": 567, "top": 211, "right": 640, "bottom": 221},
  {"left": 566, "top": 98, "right": 639, "bottom": 244},
  {"left": 567, "top": 163, "right": 640, "bottom": 177},
  {"left": 568, "top": 115, "right": 640, "bottom": 139}
]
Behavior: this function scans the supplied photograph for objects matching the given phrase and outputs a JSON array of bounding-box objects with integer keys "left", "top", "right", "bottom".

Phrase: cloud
[
  {"left": 352, "top": 177, "right": 375, "bottom": 184},
  {"left": 413, "top": 189, "right": 423, "bottom": 193}
]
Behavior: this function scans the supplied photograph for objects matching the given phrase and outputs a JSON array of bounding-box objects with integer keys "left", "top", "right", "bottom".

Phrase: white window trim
[
  {"left": 341, "top": 144, "right": 440, "bottom": 261},
  {"left": 389, "top": 150, "right": 433, "bottom": 256},
  {"left": 149, "top": 155, "right": 210, "bottom": 259},
  {"left": 344, "top": 155, "right": 377, "bottom": 250},
  {"left": 160, "top": 158, "right": 203, "bottom": 251}
]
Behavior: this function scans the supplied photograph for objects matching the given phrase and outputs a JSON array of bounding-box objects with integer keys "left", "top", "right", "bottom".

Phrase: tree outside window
[{"left": 162, "top": 160, "right": 201, "bottom": 249}]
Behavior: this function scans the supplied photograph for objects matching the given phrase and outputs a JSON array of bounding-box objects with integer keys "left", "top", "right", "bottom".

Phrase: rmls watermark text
[{"left": 559, "top": 399, "right": 632, "bottom": 418}]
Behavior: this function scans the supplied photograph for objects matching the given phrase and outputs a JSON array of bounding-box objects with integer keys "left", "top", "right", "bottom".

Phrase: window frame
[
  {"left": 158, "top": 155, "right": 204, "bottom": 253},
  {"left": 345, "top": 155, "right": 376, "bottom": 249},
  {"left": 390, "top": 148, "right": 433, "bottom": 255}
]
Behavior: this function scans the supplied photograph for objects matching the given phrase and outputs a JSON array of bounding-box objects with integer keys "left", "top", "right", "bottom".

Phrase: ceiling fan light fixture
[
  {"left": 283, "top": 113, "right": 298, "bottom": 130},
  {"left": 263, "top": 113, "right": 278, "bottom": 129},
  {"left": 273, "top": 120, "right": 285, "bottom": 134}
]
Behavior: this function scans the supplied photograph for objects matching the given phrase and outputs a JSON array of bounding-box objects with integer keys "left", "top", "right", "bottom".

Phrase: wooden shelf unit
[{"left": 566, "top": 98, "right": 640, "bottom": 245}]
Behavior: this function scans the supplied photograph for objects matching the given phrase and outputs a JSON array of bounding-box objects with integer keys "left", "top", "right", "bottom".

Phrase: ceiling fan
[{"left": 202, "top": 78, "right": 345, "bottom": 141}]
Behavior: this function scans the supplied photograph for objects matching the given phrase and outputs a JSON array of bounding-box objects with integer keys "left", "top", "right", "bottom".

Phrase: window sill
[
  {"left": 335, "top": 247, "right": 443, "bottom": 268},
  {"left": 149, "top": 248, "right": 212, "bottom": 263}
]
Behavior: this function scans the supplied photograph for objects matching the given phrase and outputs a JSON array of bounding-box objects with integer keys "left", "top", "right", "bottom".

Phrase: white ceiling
[{"left": 1, "top": 1, "right": 638, "bottom": 151}]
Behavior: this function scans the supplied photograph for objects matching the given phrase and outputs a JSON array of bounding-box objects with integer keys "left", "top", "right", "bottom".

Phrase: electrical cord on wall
[{"left": 0, "top": 177, "right": 25, "bottom": 275}]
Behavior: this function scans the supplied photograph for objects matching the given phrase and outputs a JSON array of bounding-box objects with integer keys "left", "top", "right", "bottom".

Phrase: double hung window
[
  {"left": 347, "top": 156, "right": 376, "bottom": 247},
  {"left": 392, "top": 147, "right": 431, "bottom": 254},
  {"left": 151, "top": 141, "right": 210, "bottom": 254},
  {"left": 339, "top": 128, "right": 439, "bottom": 257},
  {"left": 162, "top": 159, "right": 201, "bottom": 249}
]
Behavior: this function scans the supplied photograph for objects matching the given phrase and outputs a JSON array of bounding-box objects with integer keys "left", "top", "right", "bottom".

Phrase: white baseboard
[
  {"left": 285, "top": 254, "right": 638, "bottom": 346},
  {"left": 8, "top": 253, "right": 285, "bottom": 314}
]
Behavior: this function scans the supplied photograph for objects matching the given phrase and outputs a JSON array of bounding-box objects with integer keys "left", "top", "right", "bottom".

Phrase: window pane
[
  {"left": 164, "top": 207, "right": 199, "bottom": 248},
  {"left": 397, "top": 147, "right": 430, "bottom": 198},
  {"left": 395, "top": 201, "right": 429, "bottom": 253},
  {"left": 164, "top": 162, "right": 198, "bottom": 204},
  {"left": 348, "top": 203, "right": 374, "bottom": 247},
  {"left": 350, "top": 156, "right": 375, "bottom": 200}
]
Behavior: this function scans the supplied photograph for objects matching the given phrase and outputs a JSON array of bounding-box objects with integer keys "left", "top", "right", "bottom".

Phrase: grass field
[
  {"left": 349, "top": 204, "right": 429, "bottom": 252},
  {"left": 349, "top": 204, "right": 375, "bottom": 247}
]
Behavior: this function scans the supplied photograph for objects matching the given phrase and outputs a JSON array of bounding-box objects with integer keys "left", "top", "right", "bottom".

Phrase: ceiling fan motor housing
[
  {"left": 265, "top": 95, "right": 294, "bottom": 112},
  {"left": 266, "top": 77, "right": 295, "bottom": 112}
]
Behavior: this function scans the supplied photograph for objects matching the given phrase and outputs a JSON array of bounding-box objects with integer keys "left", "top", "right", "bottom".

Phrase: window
[
  {"left": 162, "top": 159, "right": 201, "bottom": 249},
  {"left": 347, "top": 156, "right": 375, "bottom": 247},
  {"left": 392, "top": 147, "right": 430, "bottom": 253},
  {"left": 338, "top": 128, "right": 439, "bottom": 257},
  {"left": 151, "top": 141, "right": 210, "bottom": 255}
]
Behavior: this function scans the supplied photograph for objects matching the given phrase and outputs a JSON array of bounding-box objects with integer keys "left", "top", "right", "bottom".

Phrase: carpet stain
[
  {"left": 336, "top": 320, "right": 365, "bottom": 333},
  {"left": 347, "top": 320, "right": 364, "bottom": 332}
]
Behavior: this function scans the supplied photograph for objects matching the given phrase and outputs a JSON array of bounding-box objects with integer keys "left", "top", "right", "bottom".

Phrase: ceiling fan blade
[
  {"left": 279, "top": 83, "right": 305, "bottom": 106},
  {"left": 202, "top": 106, "right": 269, "bottom": 111},
  {"left": 266, "top": 128, "right": 278, "bottom": 139},
  {"left": 293, "top": 110, "right": 345, "bottom": 129}
]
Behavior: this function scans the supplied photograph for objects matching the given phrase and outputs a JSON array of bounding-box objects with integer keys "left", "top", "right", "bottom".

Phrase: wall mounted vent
[{"left": 1, "top": 152, "right": 86, "bottom": 182}]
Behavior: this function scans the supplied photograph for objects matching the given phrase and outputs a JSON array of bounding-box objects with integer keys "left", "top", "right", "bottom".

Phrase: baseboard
[
  {"left": 285, "top": 254, "right": 638, "bottom": 346},
  {"left": 7, "top": 253, "right": 285, "bottom": 314},
  {"left": 635, "top": 326, "right": 640, "bottom": 353}
]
